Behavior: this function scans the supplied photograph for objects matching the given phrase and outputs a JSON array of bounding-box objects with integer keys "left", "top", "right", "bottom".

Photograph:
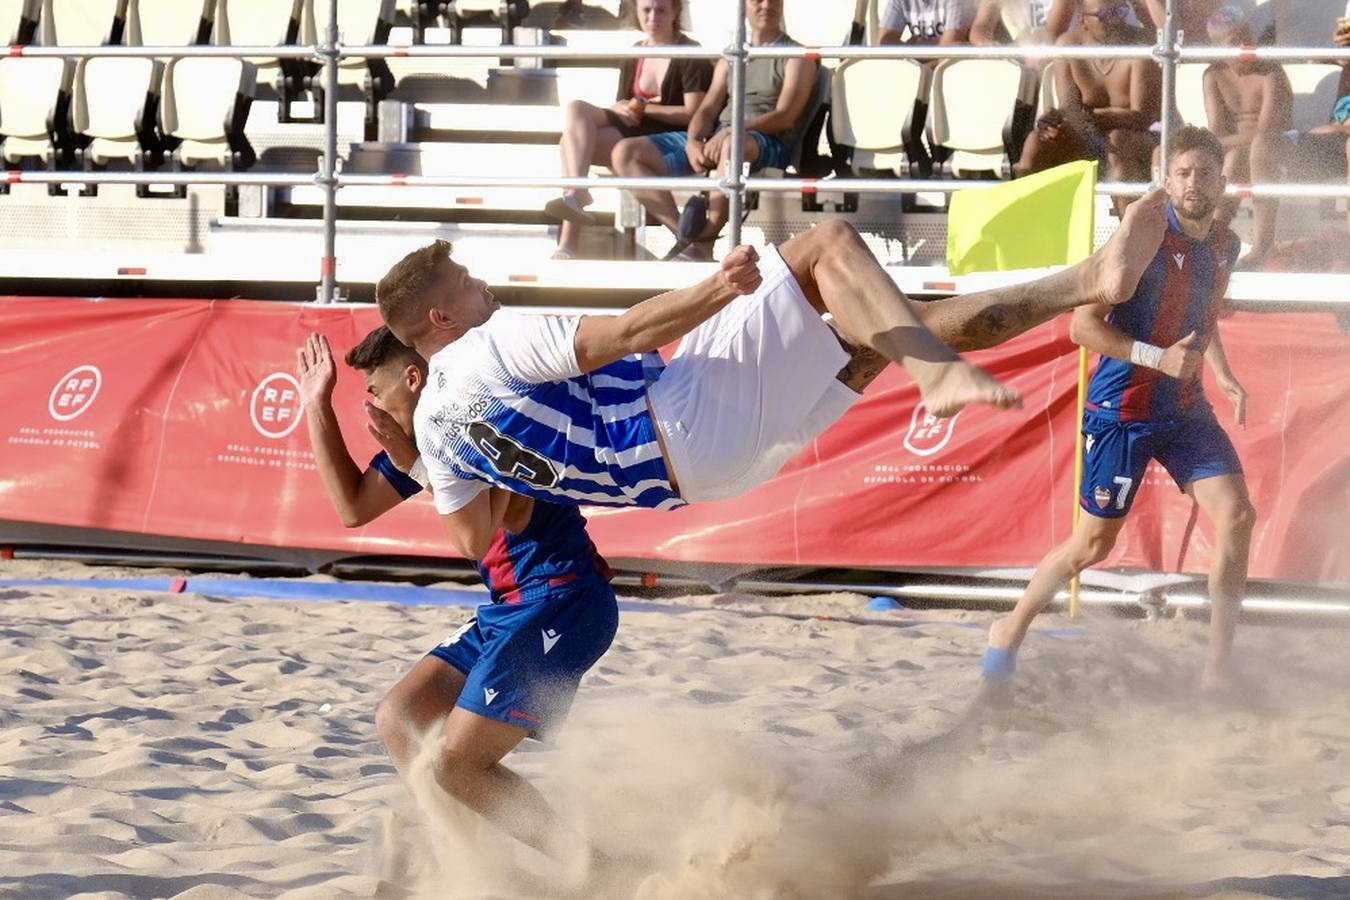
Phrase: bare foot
[
  {"left": 917, "top": 359, "right": 1022, "bottom": 418},
  {"left": 1082, "top": 187, "right": 1167, "bottom": 306}
]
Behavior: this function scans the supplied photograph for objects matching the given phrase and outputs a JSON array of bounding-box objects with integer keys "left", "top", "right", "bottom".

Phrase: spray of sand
[{"left": 376, "top": 613, "right": 1350, "bottom": 899}]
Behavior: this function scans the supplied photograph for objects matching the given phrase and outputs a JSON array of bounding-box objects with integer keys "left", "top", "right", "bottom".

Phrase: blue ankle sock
[{"left": 982, "top": 646, "right": 1017, "bottom": 680}]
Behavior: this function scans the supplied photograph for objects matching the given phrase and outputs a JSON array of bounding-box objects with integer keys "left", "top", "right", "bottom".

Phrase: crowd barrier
[
  {"left": 3, "top": 296, "right": 1348, "bottom": 585},
  {"left": 6, "top": 0, "right": 1350, "bottom": 300}
]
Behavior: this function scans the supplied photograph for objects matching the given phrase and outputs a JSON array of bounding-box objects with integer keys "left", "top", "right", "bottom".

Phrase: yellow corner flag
[{"left": 946, "top": 160, "right": 1098, "bottom": 275}]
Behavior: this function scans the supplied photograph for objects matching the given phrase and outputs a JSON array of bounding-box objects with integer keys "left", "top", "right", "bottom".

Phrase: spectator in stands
[
  {"left": 544, "top": 0, "right": 712, "bottom": 260},
  {"left": 878, "top": 0, "right": 976, "bottom": 48},
  {"left": 609, "top": 0, "right": 817, "bottom": 261},
  {"left": 1202, "top": 7, "right": 1292, "bottom": 229},
  {"left": 1016, "top": 0, "right": 1160, "bottom": 213},
  {"left": 1241, "top": 11, "right": 1350, "bottom": 269},
  {"left": 970, "top": 0, "right": 1075, "bottom": 48},
  {"left": 1135, "top": 0, "right": 1276, "bottom": 45},
  {"left": 554, "top": 0, "right": 587, "bottom": 28}
]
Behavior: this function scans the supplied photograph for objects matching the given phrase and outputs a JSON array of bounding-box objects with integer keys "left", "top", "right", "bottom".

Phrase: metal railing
[{"left": 6, "top": 0, "right": 1350, "bottom": 302}]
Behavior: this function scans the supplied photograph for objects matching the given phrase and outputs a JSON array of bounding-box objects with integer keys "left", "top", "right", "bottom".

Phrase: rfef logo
[
  {"left": 48, "top": 365, "right": 102, "bottom": 421},
  {"left": 250, "top": 373, "right": 303, "bottom": 439},
  {"left": 903, "top": 404, "right": 960, "bottom": 457}
]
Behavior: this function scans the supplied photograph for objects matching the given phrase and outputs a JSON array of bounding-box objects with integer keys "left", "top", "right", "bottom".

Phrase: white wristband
[
  {"left": 1130, "top": 340, "right": 1165, "bottom": 370},
  {"left": 407, "top": 456, "right": 431, "bottom": 490}
]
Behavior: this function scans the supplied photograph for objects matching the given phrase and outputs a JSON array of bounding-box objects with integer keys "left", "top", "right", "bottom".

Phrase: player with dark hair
[
  {"left": 295, "top": 327, "right": 617, "bottom": 863},
  {"left": 984, "top": 126, "right": 1256, "bottom": 688}
]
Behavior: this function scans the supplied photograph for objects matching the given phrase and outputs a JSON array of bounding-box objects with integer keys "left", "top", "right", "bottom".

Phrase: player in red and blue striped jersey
[
  {"left": 296, "top": 326, "right": 616, "bottom": 864},
  {"left": 985, "top": 126, "right": 1256, "bottom": 690}
]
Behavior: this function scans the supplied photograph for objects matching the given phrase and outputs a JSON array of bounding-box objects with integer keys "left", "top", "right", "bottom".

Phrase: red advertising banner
[{"left": 1, "top": 296, "right": 1347, "bottom": 584}]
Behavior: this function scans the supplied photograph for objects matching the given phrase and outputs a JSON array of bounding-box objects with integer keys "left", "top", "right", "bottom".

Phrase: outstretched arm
[
  {"left": 572, "top": 245, "right": 761, "bottom": 372},
  {"left": 297, "top": 333, "right": 406, "bottom": 528}
]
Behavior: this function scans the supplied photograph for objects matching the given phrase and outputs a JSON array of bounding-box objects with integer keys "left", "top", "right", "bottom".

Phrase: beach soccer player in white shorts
[{"left": 374, "top": 202, "right": 1169, "bottom": 562}]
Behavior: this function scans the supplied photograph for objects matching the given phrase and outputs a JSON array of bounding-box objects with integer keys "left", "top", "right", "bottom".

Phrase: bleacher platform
[{"left": 0, "top": 0, "right": 1344, "bottom": 305}]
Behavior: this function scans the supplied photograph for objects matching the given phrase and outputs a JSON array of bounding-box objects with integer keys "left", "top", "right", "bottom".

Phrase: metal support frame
[
  {"left": 1156, "top": 0, "right": 1178, "bottom": 179},
  {"left": 725, "top": 0, "right": 748, "bottom": 247},
  {"left": 9, "top": 26, "right": 1350, "bottom": 298},
  {"left": 318, "top": 0, "right": 340, "bottom": 304}
]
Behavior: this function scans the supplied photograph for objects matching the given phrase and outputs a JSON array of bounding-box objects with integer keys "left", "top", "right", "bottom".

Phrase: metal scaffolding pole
[
  {"left": 317, "top": 0, "right": 341, "bottom": 303},
  {"left": 1156, "top": 0, "right": 1178, "bottom": 180},
  {"left": 726, "top": 0, "right": 748, "bottom": 247}
]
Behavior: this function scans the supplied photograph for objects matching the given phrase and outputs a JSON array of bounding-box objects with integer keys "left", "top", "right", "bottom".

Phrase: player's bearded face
[{"left": 1166, "top": 150, "right": 1224, "bottom": 221}]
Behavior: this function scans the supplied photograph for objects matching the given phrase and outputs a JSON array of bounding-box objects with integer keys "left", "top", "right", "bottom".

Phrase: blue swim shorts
[
  {"left": 427, "top": 575, "right": 618, "bottom": 737},
  {"left": 647, "top": 126, "right": 792, "bottom": 176},
  {"left": 1079, "top": 407, "right": 1243, "bottom": 518}
]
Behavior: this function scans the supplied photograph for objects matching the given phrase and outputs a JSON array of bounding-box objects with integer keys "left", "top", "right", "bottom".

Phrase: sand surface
[{"left": 1, "top": 559, "right": 1349, "bottom": 899}]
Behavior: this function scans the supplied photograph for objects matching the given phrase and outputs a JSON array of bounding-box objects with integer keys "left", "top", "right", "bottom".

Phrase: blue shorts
[
  {"left": 1079, "top": 408, "right": 1243, "bottom": 518},
  {"left": 648, "top": 126, "right": 792, "bottom": 177},
  {"left": 427, "top": 576, "right": 618, "bottom": 737}
]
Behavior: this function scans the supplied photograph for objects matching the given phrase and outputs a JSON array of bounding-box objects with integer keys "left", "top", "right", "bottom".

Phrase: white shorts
[{"left": 648, "top": 244, "right": 859, "bottom": 503}]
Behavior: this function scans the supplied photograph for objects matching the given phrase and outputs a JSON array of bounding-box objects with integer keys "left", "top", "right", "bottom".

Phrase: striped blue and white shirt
[{"left": 415, "top": 308, "right": 685, "bottom": 513}]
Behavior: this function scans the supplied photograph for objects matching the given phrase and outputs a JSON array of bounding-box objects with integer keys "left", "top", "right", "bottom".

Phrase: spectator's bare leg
[
  {"left": 1218, "top": 142, "right": 1251, "bottom": 229},
  {"left": 679, "top": 136, "right": 765, "bottom": 260},
  {"left": 1107, "top": 128, "right": 1155, "bottom": 216},
  {"left": 611, "top": 136, "right": 681, "bottom": 233},
  {"left": 1241, "top": 130, "right": 1291, "bottom": 268},
  {"left": 555, "top": 101, "right": 625, "bottom": 255},
  {"left": 1016, "top": 123, "right": 1090, "bottom": 177},
  {"left": 558, "top": 100, "right": 613, "bottom": 208},
  {"left": 704, "top": 137, "right": 763, "bottom": 239}
]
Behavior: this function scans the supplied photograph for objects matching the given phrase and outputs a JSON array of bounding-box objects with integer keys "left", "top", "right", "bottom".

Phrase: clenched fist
[{"left": 718, "top": 245, "right": 762, "bottom": 296}]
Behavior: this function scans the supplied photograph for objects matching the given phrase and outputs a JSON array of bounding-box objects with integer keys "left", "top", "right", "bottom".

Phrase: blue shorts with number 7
[{"left": 1079, "top": 407, "right": 1242, "bottom": 518}]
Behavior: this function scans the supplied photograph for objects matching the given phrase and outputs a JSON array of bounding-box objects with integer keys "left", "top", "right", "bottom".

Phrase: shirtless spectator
[
  {"left": 1242, "top": 11, "right": 1350, "bottom": 269},
  {"left": 1017, "top": 0, "right": 1160, "bottom": 212},
  {"left": 877, "top": 0, "right": 976, "bottom": 49},
  {"left": 1203, "top": 6, "right": 1292, "bottom": 228}
]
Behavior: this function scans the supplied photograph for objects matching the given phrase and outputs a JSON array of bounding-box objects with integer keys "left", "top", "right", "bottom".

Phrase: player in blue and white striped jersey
[{"left": 378, "top": 207, "right": 1171, "bottom": 561}]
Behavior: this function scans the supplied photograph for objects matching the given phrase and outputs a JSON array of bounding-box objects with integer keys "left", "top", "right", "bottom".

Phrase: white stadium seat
[
  {"left": 0, "top": 56, "right": 73, "bottom": 165},
  {"left": 161, "top": 56, "right": 256, "bottom": 168},
  {"left": 40, "top": 0, "right": 129, "bottom": 45},
  {"left": 830, "top": 57, "right": 931, "bottom": 177},
  {"left": 307, "top": 0, "right": 395, "bottom": 106},
  {"left": 72, "top": 56, "right": 162, "bottom": 165},
  {"left": 684, "top": 0, "right": 737, "bottom": 49},
  {"left": 927, "top": 58, "right": 1038, "bottom": 178},
  {"left": 214, "top": 0, "right": 305, "bottom": 100},
  {"left": 1, "top": 0, "right": 40, "bottom": 43},
  {"left": 784, "top": 0, "right": 865, "bottom": 48},
  {"left": 1175, "top": 62, "right": 1209, "bottom": 127},
  {"left": 450, "top": 0, "right": 526, "bottom": 43},
  {"left": 1284, "top": 63, "right": 1344, "bottom": 132},
  {"left": 127, "top": 0, "right": 214, "bottom": 45}
]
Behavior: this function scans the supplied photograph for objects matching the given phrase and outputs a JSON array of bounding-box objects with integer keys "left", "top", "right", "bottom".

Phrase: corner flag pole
[{"left": 1069, "top": 345, "right": 1089, "bottom": 618}]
